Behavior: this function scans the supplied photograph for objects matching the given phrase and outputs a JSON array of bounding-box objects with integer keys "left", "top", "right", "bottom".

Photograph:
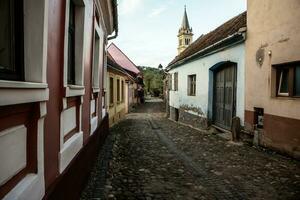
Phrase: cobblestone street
[{"left": 81, "top": 99, "right": 300, "bottom": 200}]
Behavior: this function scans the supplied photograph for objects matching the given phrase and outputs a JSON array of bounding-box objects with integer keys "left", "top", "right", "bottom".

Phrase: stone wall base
[{"left": 169, "top": 106, "right": 208, "bottom": 130}]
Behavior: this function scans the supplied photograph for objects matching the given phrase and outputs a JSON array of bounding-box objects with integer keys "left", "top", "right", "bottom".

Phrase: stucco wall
[
  {"left": 245, "top": 0, "right": 300, "bottom": 158},
  {"left": 169, "top": 43, "right": 245, "bottom": 125},
  {"left": 245, "top": 0, "right": 300, "bottom": 119},
  {"left": 107, "top": 71, "right": 127, "bottom": 126}
]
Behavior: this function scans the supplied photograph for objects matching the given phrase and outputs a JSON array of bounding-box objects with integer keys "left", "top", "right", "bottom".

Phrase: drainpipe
[
  {"left": 108, "top": 30, "right": 118, "bottom": 40},
  {"left": 108, "top": 0, "right": 118, "bottom": 40}
]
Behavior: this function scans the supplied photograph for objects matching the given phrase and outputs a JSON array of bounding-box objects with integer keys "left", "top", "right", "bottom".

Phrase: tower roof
[{"left": 181, "top": 6, "right": 191, "bottom": 30}]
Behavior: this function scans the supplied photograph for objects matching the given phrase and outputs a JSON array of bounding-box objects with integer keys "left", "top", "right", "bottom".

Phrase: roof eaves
[
  {"left": 108, "top": 43, "right": 140, "bottom": 74},
  {"left": 166, "top": 32, "right": 246, "bottom": 71}
]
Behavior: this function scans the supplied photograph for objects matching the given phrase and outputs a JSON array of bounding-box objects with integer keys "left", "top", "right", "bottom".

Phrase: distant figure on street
[{"left": 137, "top": 86, "right": 145, "bottom": 104}]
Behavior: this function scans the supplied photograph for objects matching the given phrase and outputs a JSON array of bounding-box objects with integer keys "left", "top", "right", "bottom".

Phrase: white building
[{"left": 166, "top": 12, "right": 247, "bottom": 131}]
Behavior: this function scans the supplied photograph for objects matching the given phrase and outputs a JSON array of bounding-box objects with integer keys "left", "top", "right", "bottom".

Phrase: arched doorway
[{"left": 212, "top": 62, "right": 237, "bottom": 130}]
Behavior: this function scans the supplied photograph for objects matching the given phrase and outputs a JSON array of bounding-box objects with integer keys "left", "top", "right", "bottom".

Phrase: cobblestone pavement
[{"left": 81, "top": 99, "right": 300, "bottom": 200}]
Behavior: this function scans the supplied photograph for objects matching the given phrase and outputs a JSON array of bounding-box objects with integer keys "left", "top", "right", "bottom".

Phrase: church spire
[
  {"left": 177, "top": 6, "right": 193, "bottom": 55},
  {"left": 181, "top": 5, "right": 191, "bottom": 30}
]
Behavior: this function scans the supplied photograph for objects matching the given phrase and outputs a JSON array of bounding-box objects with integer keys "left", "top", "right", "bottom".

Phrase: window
[
  {"left": 169, "top": 74, "right": 172, "bottom": 90},
  {"left": 117, "top": 79, "right": 120, "bottom": 102},
  {"left": 121, "top": 80, "right": 125, "bottom": 102},
  {"left": 63, "top": 0, "right": 86, "bottom": 96},
  {"left": 109, "top": 77, "right": 114, "bottom": 104},
  {"left": 188, "top": 74, "right": 196, "bottom": 96},
  {"left": 92, "top": 28, "right": 100, "bottom": 88},
  {"left": 67, "top": 0, "right": 76, "bottom": 85},
  {"left": 0, "top": 0, "right": 24, "bottom": 81},
  {"left": 92, "top": 16, "right": 104, "bottom": 90},
  {"left": 295, "top": 66, "right": 300, "bottom": 96},
  {"left": 174, "top": 72, "right": 178, "bottom": 91},
  {"left": 275, "top": 63, "right": 300, "bottom": 97}
]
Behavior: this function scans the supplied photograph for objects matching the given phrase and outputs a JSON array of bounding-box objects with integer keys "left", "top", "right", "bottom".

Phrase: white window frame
[
  {"left": 0, "top": 0, "right": 49, "bottom": 106},
  {"left": 92, "top": 19, "right": 104, "bottom": 93},
  {"left": 174, "top": 72, "right": 178, "bottom": 91},
  {"left": 63, "top": 0, "right": 86, "bottom": 97},
  {"left": 188, "top": 74, "right": 196, "bottom": 96},
  {"left": 169, "top": 74, "right": 172, "bottom": 90},
  {"left": 277, "top": 69, "right": 289, "bottom": 96}
]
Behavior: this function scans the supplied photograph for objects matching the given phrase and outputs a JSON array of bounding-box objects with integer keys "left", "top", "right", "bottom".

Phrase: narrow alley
[{"left": 81, "top": 99, "right": 300, "bottom": 200}]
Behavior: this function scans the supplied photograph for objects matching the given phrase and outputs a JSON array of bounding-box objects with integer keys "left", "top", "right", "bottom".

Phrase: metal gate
[{"left": 213, "top": 63, "right": 236, "bottom": 130}]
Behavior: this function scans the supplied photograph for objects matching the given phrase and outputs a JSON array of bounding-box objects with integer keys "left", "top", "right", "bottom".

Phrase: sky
[{"left": 111, "top": 0, "right": 246, "bottom": 68}]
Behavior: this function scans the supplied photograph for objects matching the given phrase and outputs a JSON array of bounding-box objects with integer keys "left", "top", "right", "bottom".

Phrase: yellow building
[{"left": 106, "top": 53, "right": 138, "bottom": 126}]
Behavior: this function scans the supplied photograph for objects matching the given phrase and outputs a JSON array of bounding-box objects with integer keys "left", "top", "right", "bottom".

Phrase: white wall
[{"left": 169, "top": 43, "right": 245, "bottom": 124}]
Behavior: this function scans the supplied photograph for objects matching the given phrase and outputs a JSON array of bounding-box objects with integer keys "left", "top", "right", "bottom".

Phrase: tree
[{"left": 138, "top": 66, "right": 163, "bottom": 97}]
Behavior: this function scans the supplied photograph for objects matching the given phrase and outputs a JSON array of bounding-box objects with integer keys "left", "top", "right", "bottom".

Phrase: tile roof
[
  {"left": 107, "top": 43, "right": 140, "bottom": 74},
  {"left": 107, "top": 52, "right": 136, "bottom": 80},
  {"left": 168, "top": 11, "right": 247, "bottom": 68}
]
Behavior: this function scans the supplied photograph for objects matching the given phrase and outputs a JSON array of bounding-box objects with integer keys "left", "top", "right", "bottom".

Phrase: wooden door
[{"left": 213, "top": 64, "right": 236, "bottom": 130}]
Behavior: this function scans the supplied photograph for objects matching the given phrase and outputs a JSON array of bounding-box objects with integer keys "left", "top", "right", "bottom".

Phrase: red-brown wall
[
  {"left": 44, "top": 0, "right": 65, "bottom": 188},
  {"left": 245, "top": 110, "right": 300, "bottom": 159}
]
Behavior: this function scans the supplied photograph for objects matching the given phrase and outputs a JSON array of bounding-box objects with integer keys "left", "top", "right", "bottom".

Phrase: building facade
[
  {"left": 106, "top": 52, "right": 138, "bottom": 126},
  {"left": 107, "top": 43, "right": 142, "bottom": 109},
  {"left": 245, "top": 0, "right": 300, "bottom": 158},
  {"left": 0, "top": 0, "right": 118, "bottom": 199},
  {"left": 167, "top": 12, "right": 246, "bottom": 131}
]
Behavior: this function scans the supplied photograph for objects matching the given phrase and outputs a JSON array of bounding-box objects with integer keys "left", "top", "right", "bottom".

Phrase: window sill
[
  {"left": 0, "top": 81, "right": 49, "bottom": 106},
  {"left": 272, "top": 96, "right": 300, "bottom": 100},
  {"left": 0, "top": 80, "right": 48, "bottom": 89},
  {"left": 65, "top": 85, "right": 85, "bottom": 97},
  {"left": 92, "top": 87, "right": 100, "bottom": 93}
]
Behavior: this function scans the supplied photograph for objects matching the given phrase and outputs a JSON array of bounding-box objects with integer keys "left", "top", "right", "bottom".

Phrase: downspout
[
  {"left": 108, "top": 0, "right": 118, "bottom": 40},
  {"left": 108, "top": 30, "right": 118, "bottom": 40}
]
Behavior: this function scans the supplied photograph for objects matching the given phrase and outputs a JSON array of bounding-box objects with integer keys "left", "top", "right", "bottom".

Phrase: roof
[
  {"left": 107, "top": 52, "right": 136, "bottom": 81},
  {"left": 181, "top": 6, "right": 191, "bottom": 30},
  {"left": 168, "top": 11, "right": 247, "bottom": 68},
  {"left": 107, "top": 43, "right": 140, "bottom": 74}
]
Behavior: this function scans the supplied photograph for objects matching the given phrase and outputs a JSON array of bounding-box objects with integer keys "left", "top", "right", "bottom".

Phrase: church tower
[{"left": 177, "top": 6, "right": 193, "bottom": 55}]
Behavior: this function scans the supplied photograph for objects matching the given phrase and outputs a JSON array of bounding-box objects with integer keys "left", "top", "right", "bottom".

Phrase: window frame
[
  {"left": 63, "top": 0, "right": 86, "bottom": 97},
  {"left": 188, "top": 74, "right": 196, "bottom": 96},
  {"left": 117, "top": 79, "right": 120, "bottom": 103},
  {"left": 274, "top": 61, "right": 300, "bottom": 98},
  {"left": 0, "top": 0, "right": 49, "bottom": 107},
  {"left": 92, "top": 17, "right": 104, "bottom": 92},
  {"left": 0, "top": 0, "right": 24, "bottom": 81},
  {"left": 109, "top": 77, "right": 114, "bottom": 106},
  {"left": 121, "top": 80, "right": 125, "bottom": 102},
  {"left": 169, "top": 74, "right": 172, "bottom": 90},
  {"left": 174, "top": 72, "right": 178, "bottom": 91},
  {"left": 67, "top": 0, "right": 76, "bottom": 85}
]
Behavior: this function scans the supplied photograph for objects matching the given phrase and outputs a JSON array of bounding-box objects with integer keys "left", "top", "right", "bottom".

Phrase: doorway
[{"left": 213, "top": 63, "right": 237, "bottom": 130}]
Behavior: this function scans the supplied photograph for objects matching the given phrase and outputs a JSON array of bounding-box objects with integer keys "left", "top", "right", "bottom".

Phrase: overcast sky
[{"left": 111, "top": 0, "right": 246, "bottom": 68}]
